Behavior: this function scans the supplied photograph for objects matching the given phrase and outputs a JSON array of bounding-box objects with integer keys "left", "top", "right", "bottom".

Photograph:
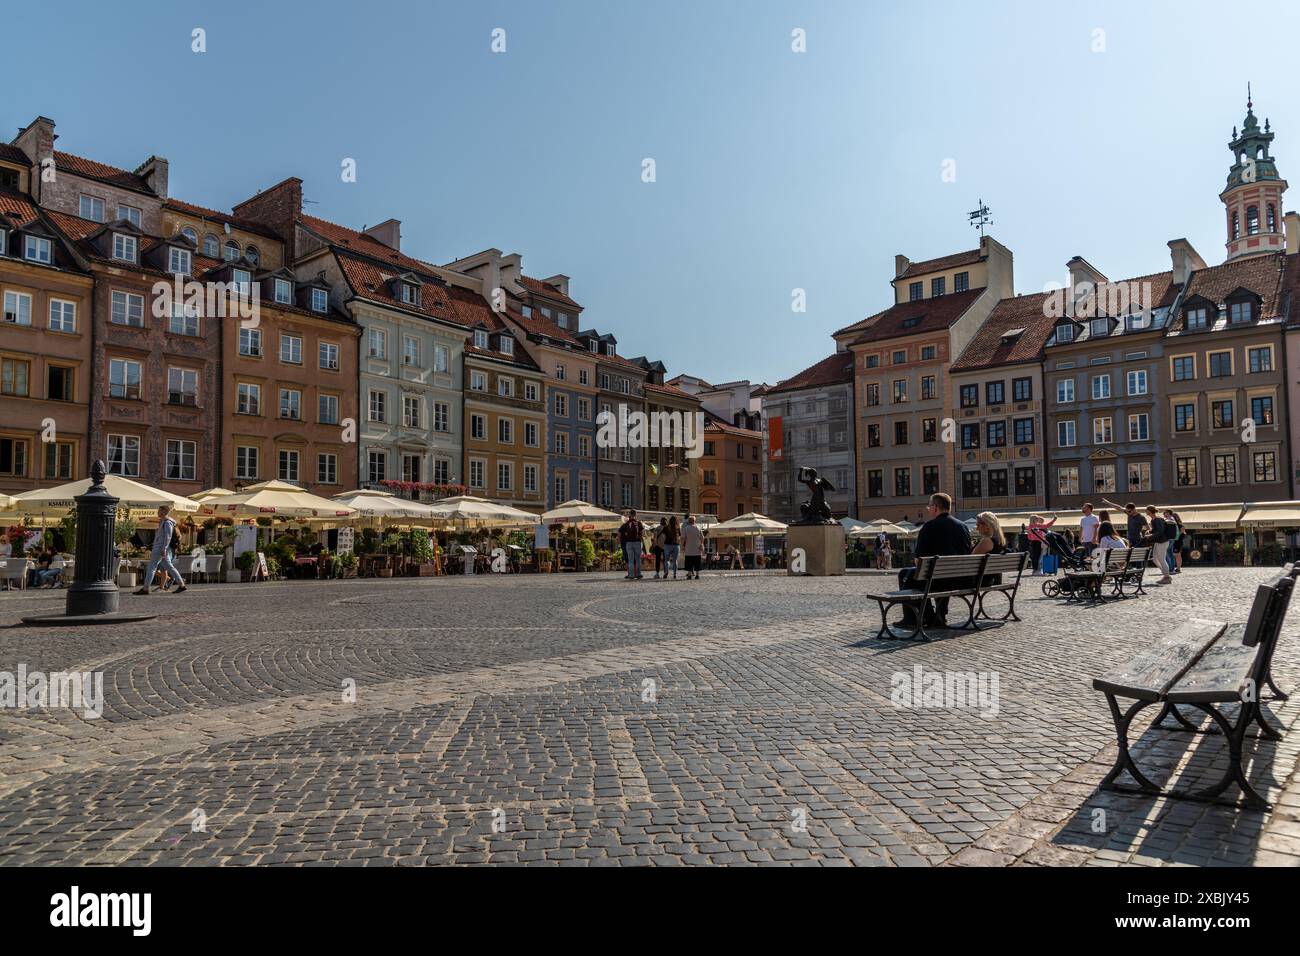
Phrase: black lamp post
[{"left": 22, "top": 460, "right": 156, "bottom": 626}]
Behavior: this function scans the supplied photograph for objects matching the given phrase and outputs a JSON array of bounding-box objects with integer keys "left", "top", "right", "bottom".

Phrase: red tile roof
[
  {"left": 896, "top": 247, "right": 983, "bottom": 281},
  {"left": 520, "top": 275, "right": 580, "bottom": 309},
  {"left": 505, "top": 306, "right": 584, "bottom": 348},
  {"left": 301, "top": 214, "right": 444, "bottom": 278},
  {"left": 644, "top": 381, "right": 698, "bottom": 402},
  {"left": 0, "top": 144, "right": 30, "bottom": 166},
  {"left": 949, "top": 291, "right": 1060, "bottom": 372},
  {"left": 838, "top": 287, "right": 984, "bottom": 344},
  {"left": 0, "top": 189, "right": 41, "bottom": 229},
  {"left": 703, "top": 413, "right": 762, "bottom": 439},
  {"left": 447, "top": 285, "right": 539, "bottom": 368},
  {"left": 53, "top": 150, "right": 151, "bottom": 193},
  {"left": 1168, "top": 254, "right": 1285, "bottom": 332},
  {"left": 334, "top": 251, "right": 466, "bottom": 328},
  {"left": 767, "top": 351, "right": 855, "bottom": 395}
]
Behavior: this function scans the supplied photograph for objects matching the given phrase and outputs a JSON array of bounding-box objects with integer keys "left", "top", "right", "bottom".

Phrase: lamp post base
[{"left": 21, "top": 611, "right": 157, "bottom": 627}]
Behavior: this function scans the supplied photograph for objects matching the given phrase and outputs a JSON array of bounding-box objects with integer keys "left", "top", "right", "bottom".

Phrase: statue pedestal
[{"left": 787, "top": 523, "right": 845, "bottom": 576}]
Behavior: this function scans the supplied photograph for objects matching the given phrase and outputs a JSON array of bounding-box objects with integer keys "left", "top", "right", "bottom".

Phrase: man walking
[
  {"left": 1104, "top": 499, "right": 1146, "bottom": 551},
  {"left": 134, "top": 505, "right": 187, "bottom": 596},
  {"left": 619, "top": 510, "right": 645, "bottom": 580},
  {"left": 899, "top": 493, "right": 971, "bottom": 627},
  {"left": 1144, "top": 506, "right": 1174, "bottom": 585}
]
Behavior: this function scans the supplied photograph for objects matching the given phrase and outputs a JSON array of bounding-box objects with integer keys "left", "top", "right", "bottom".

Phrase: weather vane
[{"left": 968, "top": 199, "right": 992, "bottom": 237}]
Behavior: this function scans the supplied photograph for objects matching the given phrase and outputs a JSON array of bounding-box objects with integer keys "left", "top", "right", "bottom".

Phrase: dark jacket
[{"left": 915, "top": 512, "right": 972, "bottom": 560}]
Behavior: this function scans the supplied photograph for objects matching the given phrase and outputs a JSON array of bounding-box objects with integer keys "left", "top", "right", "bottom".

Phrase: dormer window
[
  {"left": 223, "top": 240, "right": 240, "bottom": 262},
  {"left": 521, "top": 305, "right": 532, "bottom": 318},
  {"left": 1056, "top": 323, "right": 1075, "bottom": 344},
  {"left": 401, "top": 282, "right": 419, "bottom": 305},
  {"left": 499, "top": 337, "right": 513, "bottom": 356},
  {"left": 24, "top": 236, "right": 51, "bottom": 264},
  {"left": 605, "top": 344, "right": 615, "bottom": 357},
  {"left": 273, "top": 278, "right": 292, "bottom": 305},
  {"left": 1185, "top": 306, "right": 1208, "bottom": 330},
  {"left": 232, "top": 268, "right": 252, "bottom": 295},
  {"left": 1124, "top": 310, "right": 1150, "bottom": 331},
  {"left": 169, "top": 247, "right": 191, "bottom": 276},
  {"left": 112, "top": 233, "right": 137, "bottom": 263},
  {"left": 557, "top": 312, "right": 568, "bottom": 328},
  {"left": 311, "top": 288, "right": 329, "bottom": 313},
  {"left": 588, "top": 340, "right": 598, "bottom": 353},
  {"left": 1089, "top": 317, "right": 1109, "bottom": 339},
  {"left": 0, "top": 227, "right": 7, "bottom": 255},
  {"left": 474, "top": 329, "right": 488, "bottom": 349},
  {"left": 1229, "top": 300, "right": 1254, "bottom": 324}
]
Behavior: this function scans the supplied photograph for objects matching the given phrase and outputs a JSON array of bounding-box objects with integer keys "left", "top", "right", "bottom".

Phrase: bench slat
[
  {"left": 1092, "top": 618, "right": 1228, "bottom": 701},
  {"left": 1166, "top": 625, "right": 1256, "bottom": 703}
]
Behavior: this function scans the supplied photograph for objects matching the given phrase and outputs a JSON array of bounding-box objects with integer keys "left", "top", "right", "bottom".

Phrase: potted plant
[
  {"left": 576, "top": 538, "right": 595, "bottom": 571},
  {"left": 410, "top": 531, "right": 437, "bottom": 575},
  {"left": 538, "top": 548, "right": 553, "bottom": 573},
  {"left": 236, "top": 550, "right": 257, "bottom": 582},
  {"left": 338, "top": 551, "right": 358, "bottom": 578}
]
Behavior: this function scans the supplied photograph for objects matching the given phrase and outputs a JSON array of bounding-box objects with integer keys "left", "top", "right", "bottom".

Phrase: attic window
[
  {"left": 24, "top": 235, "right": 51, "bottom": 265},
  {"left": 401, "top": 283, "right": 419, "bottom": 306},
  {"left": 224, "top": 240, "right": 241, "bottom": 262},
  {"left": 605, "top": 344, "right": 615, "bottom": 357},
  {"left": 1089, "top": 317, "right": 1109, "bottom": 338},
  {"left": 203, "top": 234, "right": 220, "bottom": 257},
  {"left": 111, "top": 233, "right": 137, "bottom": 263},
  {"left": 1229, "top": 300, "right": 1254, "bottom": 324},
  {"left": 499, "top": 337, "right": 513, "bottom": 356},
  {"left": 1000, "top": 328, "right": 1024, "bottom": 345},
  {"left": 1055, "top": 323, "right": 1075, "bottom": 344},
  {"left": 273, "top": 277, "right": 292, "bottom": 304},
  {"left": 245, "top": 245, "right": 261, "bottom": 268},
  {"left": 902, "top": 317, "right": 921, "bottom": 329},
  {"left": 588, "top": 340, "right": 598, "bottom": 353},
  {"left": 1185, "top": 306, "right": 1208, "bottom": 330},
  {"left": 0, "top": 226, "right": 7, "bottom": 255},
  {"left": 311, "top": 288, "right": 329, "bottom": 313},
  {"left": 474, "top": 329, "right": 488, "bottom": 349},
  {"left": 79, "top": 195, "right": 105, "bottom": 222},
  {"left": 168, "top": 247, "right": 191, "bottom": 276},
  {"left": 1124, "top": 310, "right": 1150, "bottom": 331}
]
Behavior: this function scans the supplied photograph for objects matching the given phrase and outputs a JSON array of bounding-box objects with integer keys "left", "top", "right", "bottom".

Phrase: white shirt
[{"left": 1080, "top": 513, "right": 1100, "bottom": 544}]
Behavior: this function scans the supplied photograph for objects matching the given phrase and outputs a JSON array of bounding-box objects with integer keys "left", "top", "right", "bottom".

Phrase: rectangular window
[
  {"left": 402, "top": 335, "right": 420, "bottom": 366},
  {"left": 1251, "top": 396, "right": 1275, "bottom": 425},
  {"left": 280, "top": 334, "right": 303, "bottom": 364},
  {"left": 1013, "top": 377, "right": 1031, "bottom": 402},
  {"left": 1175, "top": 456, "right": 1198, "bottom": 487},
  {"left": 277, "top": 449, "right": 300, "bottom": 484},
  {"left": 1092, "top": 463, "right": 1116, "bottom": 494},
  {"left": 433, "top": 459, "right": 450, "bottom": 484},
  {"left": 1015, "top": 467, "right": 1036, "bottom": 496},
  {"left": 1091, "top": 374, "right": 1111, "bottom": 400},
  {"left": 368, "top": 389, "right": 386, "bottom": 423},
  {"left": 239, "top": 327, "right": 262, "bottom": 356},
  {"left": 954, "top": 272, "right": 969, "bottom": 293},
  {"left": 110, "top": 291, "right": 144, "bottom": 327},
  {"left": 498, "top": 377, "right": 514, "bottom": 398},
  {"left": 525, "top": 381, "right": 539, "bottom": 402},
  {"left": 107, "top": 435, "right": 140, "bottom": 477},
  {"left": 1253, "top": 450, "right": 1278, "bottom": 482},
  {"left": 498, "top": 462, "right": 513, "bottom": 492},
  {"left": 312, "top": 288, "right": 329, "bottom": 313},
  {"left": 0, "top": 438, "right": 28, "bottom": 478},
  {"left": 960, "top": 384, "right": 978, "bottom": 408},
  {"left": 237, "top": 382, "right": 261, "bottom": 415},
  {"left": 401, "top": 454, "right": 421, "bottom": 484},
  {"left": 1, "top": 358, "right": 30, "bottom": 396},
  {"left": 1014, "top": 417, "right": 1034, "bottom": 445},
  {"left": 319, "top": 342, "right": 339, "bottom": 371},
  {"left": 1056, "top": 379, "right": 1074, "bottom": 403},
  {"left": 1057, "top": 420, "right": 1076, "bottom": 447},
  {"left": 1208, "top": 351, "right": 1233, "bottom": 378},
  {"left": 1171, "top": 355, "right": 1195, "bottom": 381},
  {"left": 931, "top": 276, "right": 946, "bottom": 297},
  {"left": 317, "top": 453, "right": 337, "bottom": 485},
  {"left": 24, "top": 235, "right": 51, "bottom": 264},
  {"left": 892, "top": 350, "right": 906, "bottom": 365},
  {"left": 894, "top": 421, "right": 909, "bottom": 445},
  {"left": 319, "top": 394, "right": 339, "bottom": 425},
  {"left": 1056, "top": 324, "right": 1075, "bottom": 343},
  {"left": 236, "top": 445, "right": 259, "bottom": 481},
  {"left": 577, "top": 398, "right": 590, "bottom": 421},
  {"left": 986, "top": 381, "right": 1005, "bottom": 405},
  {"left": 1248, "top": 346, "right": 1273, "bottom": 373},
  {"left": 1174, "top": 403, "right": 1195, "bottom": 432},
  {"left": 112, "top": 234, "right": 137, "bottom": 262},
  {"left": 169, "top": 247, "right": 191, "bottom": 276},
  {"left": 920, "top": 345, "right": 937, "bottom": 361},
  {"left": 961, "top": 423, "right": 979, "bottom": 449},
  {"left": 433, "top": 345, "right": 448, "bottom": 373},
  {"left": 867, "top": 469, "right": 883, "bottom": 498},
  {"left": 922, "top": 465, "right": 939, "bottom": 495},
  {"left": 922, "top": 417, "right": 937, "bottom": 442},
  {"left": 1057, "top": 466, "right": 1079, "bottom": 497},
  {"left": 168, "top": 303, "right": 199, "bottom": 337},
  {"left": 108, "top": 358, "right": 141, "bottom": 400},
  {"left": 524, "top": 464, "right": 538, "bottom": 494},
  {"left": 554, "top": 394, "right": 568, "bottom": 417},
  {"left": 524, "top": 421, "right": 540, "bottom": 447},
  {"left": 894, "top": 468, "right": 911, "bottom": 497},
  {"left": 167, "top": 367, "right": 198, "bottom": 406},
  {"left": 1126, "top": 369, "right": 1147, "bottom": 396},
  {"left": 279, "top": 388, "right": 301, "bottom": 420},
  {"left": 554, "top": 475, "right": 568, "bottom": 503},
  {"left": 434, "top": 402, "right": 450, "bottom": 432},
  {"left": 498, "top": 418, "right": 513, "bottom": 444},
  {"left": 865, "top": 383, "right": 880, "bottom": 406},
  {"left": 1214, "top": 453, "right": 1238, "bottom": 485},
  {"left": 402, "top": 396, "right": 420, "bottom": 428},
  {"left": 470, "top": 371, "right": 486, "bottom": 391},
  {"left": 4, "top": 290, "right": 33, "bottom": 325},
  {"left": 961, "top": 471, "right": 982, "bottom": 499},
  {"left": 368, "top": 450, "right": 387, "bottom": 484},
  {"left": 44, "top": 441, "right": 73, "bottom": 480},
  {"left": 988, "top": 469, "right": 1007, "bottom": 497},
  {"left": 1212, "top": 399, "right": 1234, "bottom": 428},
  {"left": 273, "top": 278, "right": 292, "bottom": 305},
  {"left": 117, "top": 205, "right": 142, "bottom": 227},
  {"left": 1093, "top": 416, "right": 1112, "bottom": 444},
  {"left": 892, "top": 380, "right": 907, "bottom": 403},
  {"left": 470, "top": 414, "right": 486, "bottom": 441},
  {"left": 367, "top": 328, "right": 387, "bottom": 359},
  {"left": 986, "top": 420, "right": 1006, "bottom": 447},
  {"left": 1127, "top": 413, "right": 1149, "bottom": 442},
  {"left": 1128, "top": 462, "right": 1152, "bottom": 492},
  {"left": 79, "top": 195, "right": 105, "bottom": 221},
  {"left": 908, "top": 281, "right": 922, "bottom": 301}
]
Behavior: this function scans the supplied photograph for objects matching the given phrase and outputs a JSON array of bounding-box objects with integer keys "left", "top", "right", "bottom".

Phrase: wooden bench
[
  {"left": 1092, "top": 565, "right": 1296, "bottom": 809},
  {"left": 873, "top": 553, "right": 1026, "bottom": 641}
]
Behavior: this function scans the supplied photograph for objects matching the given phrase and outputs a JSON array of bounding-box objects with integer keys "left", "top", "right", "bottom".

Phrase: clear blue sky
[{"left": 4, "top": 0, "right": 1296, "bottom": 385}]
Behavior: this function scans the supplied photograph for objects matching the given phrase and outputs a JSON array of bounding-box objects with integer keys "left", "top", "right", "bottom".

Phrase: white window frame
[{"left": 48, "top": 298, "right": 76, "bottom": 333}]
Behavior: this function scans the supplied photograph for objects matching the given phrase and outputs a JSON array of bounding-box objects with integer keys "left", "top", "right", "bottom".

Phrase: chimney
[
  {"left": 135, "top": 155, "right": 169, "bottom": 198},
  {"left": 13, "top": 116, "right": 56, "bottom": 201},
  {"left": 1066, "top": 256, "right": 1108, "bottom": 316},
  {"left": 542, "top": 274, "right": 570, "bottom": 297},
  {"left": 1285, "top": 212, "right": 1300, "bottom": 255},
  {"left": 894, "top": 254, "right": 910, "bottom": 279},
  {"left": 1167, "top": 238, "right": 1206, "bottom": 287},
  {"left": 362, "top": 218, "right": 401, "bottom": 250},
  {"left": 233, "top": 177, "right": 303, "bottom": 255},
  {"left": 500, "top": 253, "right": 523, "bottom": 294}
]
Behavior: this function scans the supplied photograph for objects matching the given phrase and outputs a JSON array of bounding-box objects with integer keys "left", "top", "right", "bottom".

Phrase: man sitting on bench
[{"left": 898, "top": 492, "right": 973, "bottom": 628}]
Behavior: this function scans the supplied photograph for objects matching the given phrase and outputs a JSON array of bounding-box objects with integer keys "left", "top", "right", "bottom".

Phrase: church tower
[{"left": 1221, "top": 87, "right": 1288, "bottom": 260}]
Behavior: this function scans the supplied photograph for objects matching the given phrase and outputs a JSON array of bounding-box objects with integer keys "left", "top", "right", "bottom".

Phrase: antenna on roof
[{"left": 968, "top": 199, "right": 992, "bottom": 237}]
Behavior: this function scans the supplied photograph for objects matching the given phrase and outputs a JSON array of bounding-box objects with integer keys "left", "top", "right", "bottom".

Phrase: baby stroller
[{"left": 1040, "top": 530, "right": 1089, "bottom": 597}]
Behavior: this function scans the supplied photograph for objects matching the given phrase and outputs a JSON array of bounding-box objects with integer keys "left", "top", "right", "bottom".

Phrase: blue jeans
[
  {"left": 664, "top": 544, "right": 679, "bottom": 576},
  {"left": 626, "top": 542, "right": 643, "bottom": 578},
  {"left": 144, "top": 549, "right": 184, "bottom": 589}
]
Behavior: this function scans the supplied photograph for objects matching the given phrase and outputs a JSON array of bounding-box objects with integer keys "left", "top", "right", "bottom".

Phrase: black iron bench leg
[
  {"left": 954, "top": 594, "right": 978, "bottom": 631},
  {"left": 1174, "top": 702, "right": 1269, "bottom": 810},
  {"left": 1100, "top": 694, "right": 1162, "bottom": 794},
  {"left": 1153, "top": 702, "right": 1215, "bottom": 734},
  {"left": 1262, "top": 668, "right": 1289, "bottom": 702},
  {"left": 874, "top": 599, "right": 923, "bottom": 642},
  {"left": 977, "top": 587, "right": 1020, "bottom": 623},
  {"left": 1249, "top": 700, "right": 1283, "bottom": 741}
]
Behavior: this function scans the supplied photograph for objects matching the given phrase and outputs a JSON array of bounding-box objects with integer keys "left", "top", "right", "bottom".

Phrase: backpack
[{"left": 1163, "top": 520, "right": 1179, "bottom": 543}]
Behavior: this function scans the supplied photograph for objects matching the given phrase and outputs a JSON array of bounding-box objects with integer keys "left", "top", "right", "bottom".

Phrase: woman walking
[
  {"left": 681, "top": 515, "right": 704, "bottom": 579},
  {"left": 652, "top": 518, "right": 667, "bottom": 579},
  {"left": 663, "top": 516, "right": 681, "bottom": 580},
  {"left": 1025, "top": 513, "right": 1057, "bottom": 575}
]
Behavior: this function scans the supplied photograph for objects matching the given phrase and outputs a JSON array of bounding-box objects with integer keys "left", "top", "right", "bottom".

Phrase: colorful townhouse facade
[
  {"left": 589, "top": 331, "right": 647, "bottom": 512},
  {"left": 698, "top": 413, "right": 764, "bottom": 521},
  {"left": 760, "top": 350, "right": 857, "bottom": 521}
]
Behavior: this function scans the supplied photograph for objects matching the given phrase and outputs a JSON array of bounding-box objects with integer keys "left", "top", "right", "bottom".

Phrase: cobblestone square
[{"left": 1, "top": 568, "right": 1298, "bottom": 866}]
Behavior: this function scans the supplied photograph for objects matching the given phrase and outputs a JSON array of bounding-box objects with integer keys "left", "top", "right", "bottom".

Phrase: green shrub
[{"left": 576, "top": 538, "right": 595, "bottom": 569}]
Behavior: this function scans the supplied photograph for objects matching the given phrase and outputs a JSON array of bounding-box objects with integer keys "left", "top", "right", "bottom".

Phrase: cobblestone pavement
[{"left": 0, "top": 567, "right": 1297, "bottom": 866}]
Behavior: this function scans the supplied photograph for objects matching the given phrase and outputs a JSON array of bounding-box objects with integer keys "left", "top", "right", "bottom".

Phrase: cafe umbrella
[
  {"left": 540, "top": 499, "right": 624, "bottom": 566},
  {"left": 708, "top": 512, "right": 788, "bottom": 567}
]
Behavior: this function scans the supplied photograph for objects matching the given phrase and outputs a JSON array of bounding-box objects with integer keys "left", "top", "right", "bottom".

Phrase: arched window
[
  {"left": 223, "top": 239, "right": 241, "bottom": 262},
  {"left": 1267, "top": 204, "right": 1277, "bottom": 232},
  {"left": 203, "top": 233, "right": 220, "bottom": 257},
  {"left": 181, "top": 227, "right": 198, "bottom": 246},
  {"left": 245, "top": 245, "right": 260, "bottom": 267},
  {"left": 1246, "top": 206, "right": 1260, "bottom": 235}
]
